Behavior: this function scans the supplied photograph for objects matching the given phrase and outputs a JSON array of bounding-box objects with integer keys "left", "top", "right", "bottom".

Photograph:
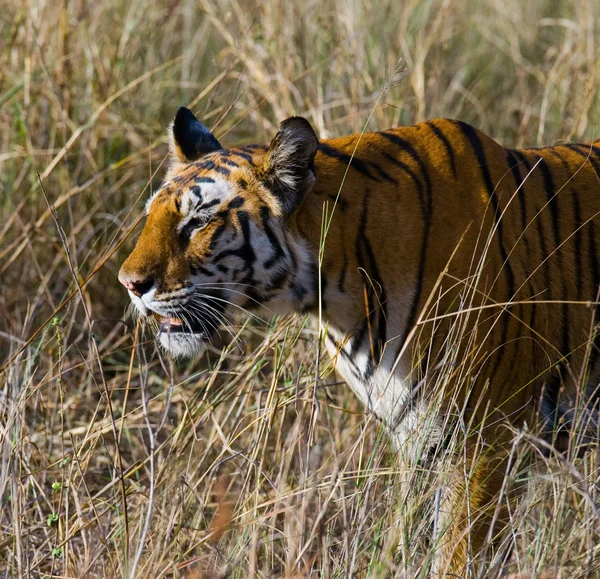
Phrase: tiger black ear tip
[
  {"left": 172, "top": 106, "right": 222, "bottom": 160},
  {"left": 279, "top": 116, "right": 319, "bottom": 150},
  {"left": 175, "top": 106, "right": 195, "bottom": 124},
  {"left": 173, "top": 107, "right": 199, "bottom": 140},
  {"left": 280, "top": 116, "right": 317, "bottom": 135}
]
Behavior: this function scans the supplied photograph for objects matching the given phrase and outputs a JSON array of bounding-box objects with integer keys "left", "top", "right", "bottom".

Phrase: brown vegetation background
[{"left": 1, "top": 0, "right": 600, "bottom": 577}]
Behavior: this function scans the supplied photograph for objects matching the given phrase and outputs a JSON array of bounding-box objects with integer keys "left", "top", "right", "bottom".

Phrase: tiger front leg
[{"left": 432, "top": 438, "right": 515, "bottom": 578}]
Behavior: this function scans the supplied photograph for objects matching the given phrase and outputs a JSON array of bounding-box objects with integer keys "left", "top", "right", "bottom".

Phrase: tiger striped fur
[{"left": 119, "top": 107, "right": 600, "bottom": 576}]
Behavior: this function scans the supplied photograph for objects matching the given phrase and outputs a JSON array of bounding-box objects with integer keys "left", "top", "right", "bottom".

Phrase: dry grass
[{"left": 1, "top": 0, "right": 600, "bottom": 577}]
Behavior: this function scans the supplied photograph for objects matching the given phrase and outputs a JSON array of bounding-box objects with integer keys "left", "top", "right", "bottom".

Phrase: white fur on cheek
[
  {"left": 128, "top": 291, "right": 149, "bottom": 316},
  {"left": 145, "top": 187, "right": 165, "bottom": 215}
]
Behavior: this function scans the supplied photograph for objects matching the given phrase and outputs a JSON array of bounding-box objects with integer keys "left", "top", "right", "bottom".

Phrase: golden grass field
[{"left": 2, "top": 0, "right": 600, "bottom": 577}]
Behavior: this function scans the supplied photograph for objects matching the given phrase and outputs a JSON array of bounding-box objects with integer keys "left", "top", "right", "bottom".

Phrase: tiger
[{"left": 119, "top": 106, "right": 600, "bottom": 576}]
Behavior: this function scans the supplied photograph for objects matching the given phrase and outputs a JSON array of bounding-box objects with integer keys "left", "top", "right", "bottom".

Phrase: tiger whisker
[
  {"left": 185, "top": 301, "right": 244, "bottom": 348},
  {"left": 188, "top": 284, "right": 273, "bottom": 313},
  {"left": 187, "top": 305, "right": 244, "bottom": 352},
  {"left": 177, "top": 304, "right": 219, "bottom": 338},
  {"left": 192, "top": 293, "right": 267, "bottom": 325}
]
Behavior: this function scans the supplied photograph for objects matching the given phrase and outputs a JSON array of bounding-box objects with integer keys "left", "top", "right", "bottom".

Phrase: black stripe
[
  {"left": 368, "top": 161, "right": 397, "bottom": 184},
  {"left": 538, "top": 155, "right": 569, "bottom": 356},
  {"left": 243, "top": 286, "right": 266, "bottom": 307},
  {"left": 194, "top": 176, "right": 215, "bottom": 184},
  {"left": 506, "top": 151, "right": 530, "bottom": 252},
  {"left": 196, "top": 160, "right": 215, "bottom": 171},
  {"left": 189, "top": 185, "right": 203, "bottom": 201},
  {"left": 208, "top": 223, "right": 226, "bottom": 250},
  {"left": 180, "top": 216, "right": 208, "bottom": 241},
  {"left": 379, "top": 145, "right": 429, "bottom": 373},
  {"left": 509, "top": 149, "right": 539, "bottom": 353},
  {"left": 227, "top": 196, "right": 245, "bottom": 209},
  {"left": 201, "top": 198, "right": 220, "bottom": 210},
  {"left": 518, "top": 154, "right": 538, "bottom": 349},
  {"left": 260, "top": 206, "right": 286, "bottom": 269},
  {"left": 267, "top": 266, "right": 290, "bottom": 292},
  {"left": 328, "top": 193, "right": 348, "bottom": 211},
  {"left": 563, "top": 144, "right": 600, "bottom": 178},
  {"left": 588, "top": 221, "right": 600, "bottom": 373},
  {"left": 456, "top": 121, "right": 516, "bottom": 376},
  {"left": 350, "top": 191, "right": 372, "bottom": 359},
  {"left": 512, "top": 150, "right": 534, "bottom": 245},
  {"left": 503, "top": 151, "right": 528, "bottom": 378},
  {"left": 426, "top": 121, "right": 457, "bottom": 178},
  {"left": 292, "top": 284, "right": 308, "bottom": 300},
  {"left": 548, "top": 146, "right": 579, "bottom": 328},
  {"left": 379, "top": 131, "right": 428, "bottom": 181},
  {"left": 237, "top": 210, "right": 256, "bottom": 282},
  {"left": 194, "top": 265, "right": 214, "bottom": 277},
  {"left": 574, "top": 142, "right": 600, "bottom": 162},
  {"left": 548, "top": 148, "right": 571, "bottom": 173},
  {"left": 326, "top": 331, "right": 362, "bottom": 379},
  {"left": 212, "top": 210, "right": 256, "bottom": 280},
  {"left": 534, "top": 202, "right": 552, "bottom": 292},
  {"left": 538, "top": 158, "right": 561, "bottom": 249},
  {"left": 505, "top": 150, "right": 537, "bottom": 361},
  {"left": 354, "top": 189, "right": 388, "bottom": 379},
  {"left": 350, "top": 318, "right": 369, "bottom": 360},
  {"left": 214, "top": 165, "right": 230, "bottom": 176},
  {"left": 379, "top": 131, "right": 432, "bottom": 362},
  {"left": 232, "top": 150, "right": 253, "bottom": 163},
  {"left": 318, "top": 143, "right": 380, "bottom": 181},
  {"left": 381, "top": 152, "right": 424, "bottom": 205},
  {"left": 572, "top": 192, "right": 584, "bottom": 301}
]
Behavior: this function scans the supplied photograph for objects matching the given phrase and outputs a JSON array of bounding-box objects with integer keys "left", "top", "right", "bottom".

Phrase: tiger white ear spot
[{"left": 263, "top": 116, "right": 319, "bottom": 214}]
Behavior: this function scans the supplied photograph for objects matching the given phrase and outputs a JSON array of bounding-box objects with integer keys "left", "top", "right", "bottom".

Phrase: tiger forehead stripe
[{"left": 178, "top": 178, "right": 236, "bottom": 216}]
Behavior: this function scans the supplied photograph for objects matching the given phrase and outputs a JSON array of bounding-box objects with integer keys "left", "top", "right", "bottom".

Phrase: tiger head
[{"left": 118, "top": 108, "right": 320, "bottom": 358}]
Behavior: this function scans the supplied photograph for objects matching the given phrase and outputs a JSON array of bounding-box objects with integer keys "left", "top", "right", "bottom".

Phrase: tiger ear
[
  {"left": 169, "top": 107, "right": 222, "bottom": 163},
  {"left": 262, "top": 116, "right": 319, "bottom": 214}
]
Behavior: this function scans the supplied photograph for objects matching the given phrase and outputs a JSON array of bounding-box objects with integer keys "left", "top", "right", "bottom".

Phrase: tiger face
[{"left": 118, "top": 108, "right": 320, "bottom": 358}]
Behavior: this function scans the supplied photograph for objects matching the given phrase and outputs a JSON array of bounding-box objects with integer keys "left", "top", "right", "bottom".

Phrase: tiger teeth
[{"left": 152, "top": 313, "right": 184, "bottom": 326}]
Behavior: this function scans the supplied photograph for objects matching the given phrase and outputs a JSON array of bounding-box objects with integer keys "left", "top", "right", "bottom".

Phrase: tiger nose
[{"left": 118, "top": 272, "right": 154, "bottom": 297}]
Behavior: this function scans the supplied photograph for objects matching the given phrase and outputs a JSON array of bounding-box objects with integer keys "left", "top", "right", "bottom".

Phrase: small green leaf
[{"left": 58, "top": 456, "right": 70, "bottom": 468}]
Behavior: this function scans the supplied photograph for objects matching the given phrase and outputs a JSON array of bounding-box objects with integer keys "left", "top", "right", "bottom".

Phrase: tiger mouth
[{"left": 152, "top": 312, "right": 205, "bottom": 335}]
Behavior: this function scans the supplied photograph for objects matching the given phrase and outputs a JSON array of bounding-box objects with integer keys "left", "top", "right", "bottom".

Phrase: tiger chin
[{"left": 119, "top": 106, "right": 600, "bottom": 575}]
